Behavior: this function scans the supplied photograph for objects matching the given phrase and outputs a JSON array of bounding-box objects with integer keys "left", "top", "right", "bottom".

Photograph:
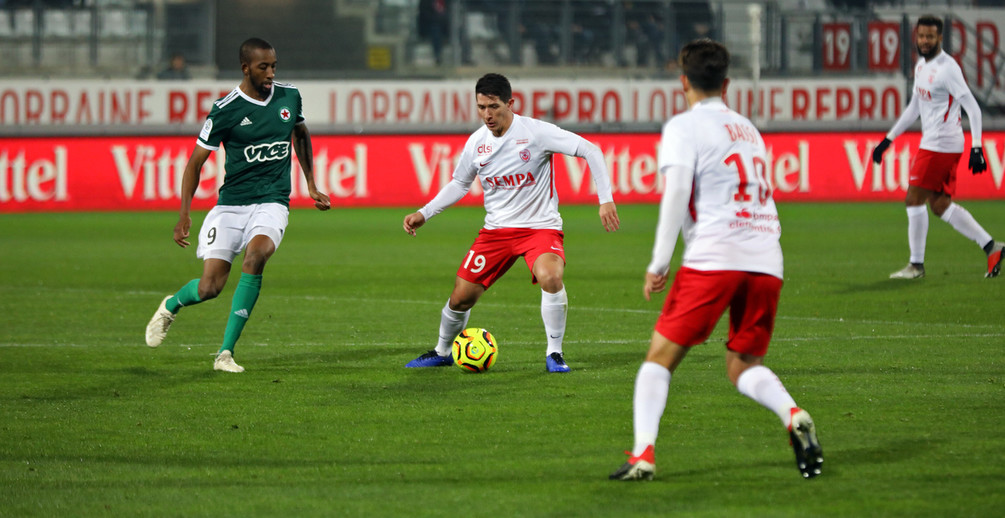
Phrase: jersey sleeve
[
  {"left": 417, "top": 134, "right": 479, "bottom": 220},
  {"left": 532, "top": 119, "right": 614, "bottom": 204},
  {"left": 452, "top": 133, "right": 479, "bottom": 185},
  {"left": 944, "top": 61, "right": 974, "bottom": 98},
  {"left": 197, "top": 104, "right": 228, "bottom": 151},
  {"left": 648, "top": 164, "right": 694, "bottom": 275},
  {"left": 945, "top": 60, "right": 981, "bottom": 144},
  {"left": 885, "top": 93, "right": 919, "bottom": 141},
  {"left": 658, "top": 116, "right": 696, "bottom": 172},
  {"left": 649, "top": 118, "right": 696, "bottom": 273},
  {"left": 531, "top": 118, "right": 583, "bottom": 156},
  {"left": 295, "top": 86, "right": 305, "bottom": 124},
  {"left": 958, "top": 92, "right": 983, "bottom": 145},
  {"left": 575, "top": 139, "right": 614, "bottom": 204}
]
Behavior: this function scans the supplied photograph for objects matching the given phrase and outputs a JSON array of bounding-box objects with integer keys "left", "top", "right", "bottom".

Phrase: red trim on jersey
[
  {"left": 549, "top": 155, "right": 556, "bottom": 199},
  {"left": 688, "top": 184, "right": 697, "bottom": 221},
  {"left": 944, "top": 94, "right": 954, "bottom": 122}
]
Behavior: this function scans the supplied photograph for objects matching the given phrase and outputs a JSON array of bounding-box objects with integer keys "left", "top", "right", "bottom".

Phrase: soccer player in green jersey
[{"left": 145, "top": 37, "right": 331, "bottom": 372}]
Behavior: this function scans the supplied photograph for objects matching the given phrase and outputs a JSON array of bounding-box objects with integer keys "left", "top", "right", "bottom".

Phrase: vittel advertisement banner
[{"left": 2, "top": 132, "right": 1004, "bottom": 212}]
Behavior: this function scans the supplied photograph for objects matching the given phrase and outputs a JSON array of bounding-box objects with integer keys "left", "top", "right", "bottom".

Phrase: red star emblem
[{"left": 281, "top": 108, "right": 290, "bottom": 119}]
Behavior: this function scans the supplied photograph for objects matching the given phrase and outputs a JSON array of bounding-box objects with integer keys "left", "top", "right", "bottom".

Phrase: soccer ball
[{"left": 451, "top": 328, "right": 498, "bottom": 373}]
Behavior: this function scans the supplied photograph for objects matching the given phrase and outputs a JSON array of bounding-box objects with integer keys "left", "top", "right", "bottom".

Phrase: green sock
[
  {"left": 166, "top": 279, "right": 201, "bottom": 313},
  {"left": 219, "top": 273, "right": 262, "bottom": 354}
]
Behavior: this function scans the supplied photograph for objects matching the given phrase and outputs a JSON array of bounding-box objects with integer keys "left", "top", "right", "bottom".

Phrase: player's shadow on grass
[
  {"left": 832, "top": 279, "right": 930, "bottom": 294},
  {"left": 670, "top": 437, "right": 930, "bottom": 481},
  {"left": 2, "top": 452, "right": 334, "bottom": 474},
  {"left": 829, "top": 438, "right": 931, "bottom": 467}
]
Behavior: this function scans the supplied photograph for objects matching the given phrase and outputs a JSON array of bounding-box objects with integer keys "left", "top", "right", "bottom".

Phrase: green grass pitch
[{"left": 1, "top": 202, "right": 1003, "bottom": 517}]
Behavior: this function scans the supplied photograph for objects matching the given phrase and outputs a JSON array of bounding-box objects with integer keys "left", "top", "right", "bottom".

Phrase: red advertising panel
[
  {"left": 822, "top": 23, "right": 852, "bottom": 71},
  {"left": 2, "top": 133, "right": 1004, "bottom": 213},
  {"left": 868, "top": 21, "right": 901, "bottom": 71}
]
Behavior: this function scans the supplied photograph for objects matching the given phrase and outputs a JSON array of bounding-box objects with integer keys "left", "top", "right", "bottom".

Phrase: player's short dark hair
[
  {"left": 917, "top": 15, "right": 943, "bottom": 35},
  {"left": 239, "top": 37, "right": 274, "bottom": 65},
  {"left": 476, "top": 73, "right": 512, "bottom": 102},
  {"left": 679, "top": 38, "right": 730, "bottom": 92}
]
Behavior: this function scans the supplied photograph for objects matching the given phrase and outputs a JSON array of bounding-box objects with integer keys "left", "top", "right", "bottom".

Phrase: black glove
[
  {"left": 969, "top": 147, "right": 987, "bottom": 174},
  {"left": 872, "top": 138, "right": 892, "bottom": 164}
]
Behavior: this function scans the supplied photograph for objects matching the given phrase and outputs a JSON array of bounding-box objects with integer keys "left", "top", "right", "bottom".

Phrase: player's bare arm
[
  {"left": 292, "top": 122, "right": 331, "bottom": 211},
  {"left": 643, "top": 271, "right": 668, "bottom": 301},
  {"left": 403, "top": 211, "right": 426, "bottom": 236},
  {"left": 600, "top": 202, "right": 620, "bottom": 232},
  {"left": 174, "top": 146, "right": 212, "bottom": 247}
]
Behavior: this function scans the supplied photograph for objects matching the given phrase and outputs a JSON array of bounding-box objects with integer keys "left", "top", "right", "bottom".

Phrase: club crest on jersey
[
  {"left": 519, "top": 149, "right": 531, "bottom": 162},
  {"left": 278, "top": 106, "right": 292, "bottom": 122}
]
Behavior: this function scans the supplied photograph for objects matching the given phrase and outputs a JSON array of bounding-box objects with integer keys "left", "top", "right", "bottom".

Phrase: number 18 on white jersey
[{"left": 659, "top": 98, "right": 783, "bottom": 278}]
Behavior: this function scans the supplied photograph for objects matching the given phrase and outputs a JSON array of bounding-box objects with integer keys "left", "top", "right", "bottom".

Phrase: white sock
[
  {"left": 906, "top": 205, "right": 928, "bottom": 264},
  {"left": 940, "top": 203, "right": 993, "bottom": 250},
  {"left": 633, "top": 361, "right": 671, "bottom": 456},
  {"left": 541, "top": 287, "right": 568, "bottom": 356},
  {"left": 435, "top": 300, "right": 469, "bottom": 356},
  {"left": 735, "top": 365, "right": 798, "bottom": 428}
]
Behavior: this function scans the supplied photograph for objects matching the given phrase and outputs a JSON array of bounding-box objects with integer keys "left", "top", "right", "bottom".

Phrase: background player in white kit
[
  {"left": 610, "top": 39, "right": 822, "bottom": 481},
  {"left": 402, "top": 73, "right": 620, "bottom": 372},
  {"left": 872, "top": 15, "right": 1003, "bottom": 279}
]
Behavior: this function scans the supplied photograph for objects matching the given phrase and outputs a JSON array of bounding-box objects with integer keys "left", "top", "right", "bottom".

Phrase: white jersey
[
  {"left": 889, "top": 52, "right": 975, "bottom": 153},
  {"left": 659, "top": 99, "right": 783, "bottom": 278},
  {"left": 420, "top": 113, "right": 613, "bottom": 230}
]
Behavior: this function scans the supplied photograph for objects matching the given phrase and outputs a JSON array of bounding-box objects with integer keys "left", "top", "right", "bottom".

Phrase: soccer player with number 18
[{"left": 610, "top": 39, "right": 822, "bottom": 481}]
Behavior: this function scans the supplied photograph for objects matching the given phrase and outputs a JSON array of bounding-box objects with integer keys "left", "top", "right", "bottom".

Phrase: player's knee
[
  {"left": 197, "top": 281, "right": 222, "bottom": 300},
  {"left": 449, "top": 294, "right": 477, "bottom": 312},
  {"left": 241, "top": 253, "right": 269, "bottom": 274},
  {"left": 905, "top": 189, "right": 926, "bottom": 206},
  {"left": 449, "top": 301, "right": 475, "bottom": 313},
  {"left": 930, "top": 197, "right": 951, "bottom": 217},
  {"left": 536, "top": 271, "right": 563, "bottom": 292}
]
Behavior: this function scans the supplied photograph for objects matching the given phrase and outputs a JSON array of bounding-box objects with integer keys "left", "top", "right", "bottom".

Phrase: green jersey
[{"left": 197, "top": 82, "right": 304, "bottom": 207}]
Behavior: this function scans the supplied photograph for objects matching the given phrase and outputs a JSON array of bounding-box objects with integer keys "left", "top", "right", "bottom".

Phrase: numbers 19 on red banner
[
  {"left": 822, "top": 23, "right": 852, "bottom": 71},
  {"left": 868, "top": 21, "right": 901, "bottom": 71}
]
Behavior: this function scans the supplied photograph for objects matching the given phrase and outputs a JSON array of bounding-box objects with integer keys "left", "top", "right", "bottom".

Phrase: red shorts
[
  {"left": 909, "top": 149, "right": 962, "bottom": 195},
  {"left": 456, "top": 228, "right": 565, "bottom": 288},
  {"left": 654, "top": 267, "right": 782, "bottom": 357}
]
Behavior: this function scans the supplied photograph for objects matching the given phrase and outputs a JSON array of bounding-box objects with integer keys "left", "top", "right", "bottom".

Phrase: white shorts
[{"left": 196, "top": 203, "right": 289, "bottom": 263}]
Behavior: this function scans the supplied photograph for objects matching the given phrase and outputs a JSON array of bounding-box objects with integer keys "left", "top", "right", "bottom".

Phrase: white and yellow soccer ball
[{"left": 451, "top": 328, "right": 498, "bottom": 373}]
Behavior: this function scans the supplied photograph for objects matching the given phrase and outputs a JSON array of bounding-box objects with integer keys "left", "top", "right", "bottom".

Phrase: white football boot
[
  {"left": 889, "top": 263, "right": 925, "bottom": 279},
  {"left": 213, "top": 350, "right": 245, "bottom": 373},
  {"left": 145, "top": 296, "right": 175, "bottom": 347}
]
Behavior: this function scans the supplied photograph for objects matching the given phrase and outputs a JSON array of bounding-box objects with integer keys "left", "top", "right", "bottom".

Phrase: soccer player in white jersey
[
  {"left": 873, "top": 15, "right": 1003, "bottom": 279},
  {"left": 610, "top": 39, "right": 822, "bottom": 481},
  {"left": 402, "top": 73, "right": 620, "bottom": 372},
  {"left": 144, "top": 38, "right": 331, "bottom": 372}
]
